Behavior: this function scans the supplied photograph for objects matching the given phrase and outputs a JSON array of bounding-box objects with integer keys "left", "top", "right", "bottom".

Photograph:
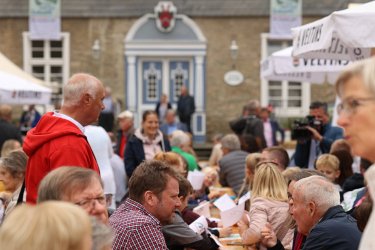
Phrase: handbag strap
[{"left": 16, "top": 180, "right": 25, "bottom": 205}]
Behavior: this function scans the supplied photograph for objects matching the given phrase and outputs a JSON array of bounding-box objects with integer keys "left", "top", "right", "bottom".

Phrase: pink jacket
[{"left": 243, "top": 197, "right": 293, "bottom": 250}]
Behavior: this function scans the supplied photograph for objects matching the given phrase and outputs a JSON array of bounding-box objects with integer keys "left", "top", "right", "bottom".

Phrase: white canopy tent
[
  {"left": 0, "top": 52, "right": 52, "bottom": 105},
  {"left": 261, "top": 46, "right": 350, "bottom": 84},
  {"left": 291, "top": 1, "right": 375, "bottom": 60},
  {"left": 0, "top": 70, "right": 52, "bottom": 105}
]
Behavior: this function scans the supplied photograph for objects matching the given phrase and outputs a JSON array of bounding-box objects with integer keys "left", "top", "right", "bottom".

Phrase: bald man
[{"left": 23, "top": 73, "right": 105, "bottom": 203}]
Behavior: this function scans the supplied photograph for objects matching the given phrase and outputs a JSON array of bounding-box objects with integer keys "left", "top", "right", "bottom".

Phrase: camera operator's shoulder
[
  {"left": 331, "top": 125, "right": 344, "bottom": 137},
  {"left": 229, "top": 117, "right": 246, "bottom": 133}
]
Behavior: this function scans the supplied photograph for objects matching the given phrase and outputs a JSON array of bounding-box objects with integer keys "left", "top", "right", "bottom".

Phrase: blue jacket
[
  {"left": 159, "top": 122, "right": 188, "bottom": 136},
  {"left": 294, "top": 123, "right": 343, "bottom": 168},
  {"left": 302, "top": 205, "right": 361, "bottom": 250}
]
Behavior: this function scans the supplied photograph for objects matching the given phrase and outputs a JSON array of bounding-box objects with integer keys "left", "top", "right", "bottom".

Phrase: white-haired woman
[{"left": 335, "top": 57, "right": 375, "bottom": 250}]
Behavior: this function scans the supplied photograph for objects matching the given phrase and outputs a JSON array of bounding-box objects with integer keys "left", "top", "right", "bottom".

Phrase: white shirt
[
  {"left": 84, "top": 125, "right": 116, "bottom": 198},
  {"left": 110, "top": 154, "right": 127, "bottom": 203},
  {"left": 263, "top": 119, "right": 273, "bottom": 147},
  {"left": 53, "top": 111, "right": 84, "bottom": 133}
]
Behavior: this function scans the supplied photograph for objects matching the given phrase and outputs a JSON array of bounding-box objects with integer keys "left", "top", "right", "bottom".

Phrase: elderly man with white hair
[
  {"left": 291, "top": 176, "right": 361, "bottom": 250},
  {"left": 115, "top": 110, "right": 134, "bottom": 159},
  {"left": 218, "top": 134, "right": 248, "bottom": 195},
  {"left": 23, "top": 73, "right": 104, "bottom": 204},
  {"left": 170, "top": 130, "right": 198, "bottom": 171}
]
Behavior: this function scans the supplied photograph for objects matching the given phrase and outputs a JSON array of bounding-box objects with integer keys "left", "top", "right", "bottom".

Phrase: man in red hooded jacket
[{"left": 23, "top": 73, "right": 105, "bottom": 203}]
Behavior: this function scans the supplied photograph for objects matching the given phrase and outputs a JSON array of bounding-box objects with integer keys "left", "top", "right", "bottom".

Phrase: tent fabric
[
  {"left": 291, "top": 1, "right": 375, "bottom": 60},
  {"left": 261, "top": 46, "right": 349, "bottom": 84},
  {"left": 0, "top": 52, "right": 52, "bottom": 105},
  {"left": 0, "top": 70, "right": 52, "bottom": 105}
]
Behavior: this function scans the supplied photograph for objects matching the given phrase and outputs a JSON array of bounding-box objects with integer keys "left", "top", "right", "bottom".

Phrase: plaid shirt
[{"left": 109, "top": 198, "right": 168, "bottom": 250}]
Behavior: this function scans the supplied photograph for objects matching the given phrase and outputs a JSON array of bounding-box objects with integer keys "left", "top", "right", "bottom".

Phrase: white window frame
[
  {"left": 260, "top": 33, "right": 310, "bottom": 118},
  {"left": 137, "top": 57, "right": 193, "bottom": 110},
  {"left": 22, "top": 32, "right": 70, "bottom": 95}
]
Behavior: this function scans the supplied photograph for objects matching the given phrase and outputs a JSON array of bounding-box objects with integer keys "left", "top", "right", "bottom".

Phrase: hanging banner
[
  {"left": 29, "top": 0, "right": 61, "bottom": 40},
  {"left": 270, "top": 0, "right": 302, "bottom": 39}
]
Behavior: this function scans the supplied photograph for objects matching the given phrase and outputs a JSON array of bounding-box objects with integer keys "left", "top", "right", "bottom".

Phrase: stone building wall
[{"left": 0, "top": 15, "right": 336, "bottom": 139}]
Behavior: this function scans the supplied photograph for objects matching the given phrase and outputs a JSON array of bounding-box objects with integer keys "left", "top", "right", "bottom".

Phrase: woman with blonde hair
[
  {"left": 154, "top": 151, "right": 187, "bottom": 177},
  {"left": 238, "top": 162, "right": 293, "bottom": 250},
  {"left": 0, "top": 201, "right": 92, "bottom": 250},
  {"left": 334, "top": 57, "right": 375, "bottom": 249},
  {"left": 0, "top": 139, "right": 21, "bottom": 157}
]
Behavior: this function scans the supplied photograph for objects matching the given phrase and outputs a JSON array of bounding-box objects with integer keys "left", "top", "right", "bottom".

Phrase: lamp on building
[
  {"left": 92, "top": 39, "right": 101, "bottom": 59},
  {"left": 230, "top": 40, "right": 239, "bottom": 69},
  {"left": 224, "top": 39, "right": 244, "bottom": 86}
]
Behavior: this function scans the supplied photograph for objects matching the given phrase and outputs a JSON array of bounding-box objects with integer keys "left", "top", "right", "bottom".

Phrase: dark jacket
[
  {"left": 162, "top": 210, "right": 219, "bottom": 250},
  {"left": 294, "top": 123, "right": 343, "bottom": 168},
  {"left": 115, "top": 128, "right": 134, "bottom": 156},
  {"left": 229, "top": 115, "right": 266, "bottom": 151},
  {"left": 177, "top": 95, "right": 195, "bottom": 123},
  {"left": 342, "top": 173, "right": 364, "bottom": 193},
  {"left": 0, "top": 118, "right": 22, "bottom": 150},
  {"left": 302, "top": 205, "right": 361, "bottom": 250},
  {"left": 270, "top": 120, "right": 285, "bottom": 146},
  {"left": 124, "top": 130, "right": 171, "bottom": 178},
  {"left": 155, "top": 102, "right": 172, "bottom": 117}
]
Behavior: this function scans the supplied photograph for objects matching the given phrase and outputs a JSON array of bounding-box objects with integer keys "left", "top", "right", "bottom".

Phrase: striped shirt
[
  {"left": 109, "top": 198, "right": 168, "bottom": 250},
  {"left": 219, "top": 150, "right": 248, "bottom": 194}
]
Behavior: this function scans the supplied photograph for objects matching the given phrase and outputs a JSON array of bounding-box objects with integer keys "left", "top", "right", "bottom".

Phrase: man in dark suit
[
  {"left": 259, "top": 107, "right": 284, "bottom": 147},
  {"left": 159, "top": 109, "right": 187, "bottom": 136},
  {"left": 177, "top": 86, "right": 195, "bottom": 133},
  {"left": 293, "top": 102, "right": 343, "bottom": 168},
  {"left": 0, "top": 104, "right": 22, "bottom": 150}
]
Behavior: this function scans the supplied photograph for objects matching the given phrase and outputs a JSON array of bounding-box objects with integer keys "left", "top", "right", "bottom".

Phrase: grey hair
[
  {"left": 62, "top": 73, "right": 102, "bottom": 107},
  {"left": 90, "top": 217, "right": 113, "bottom": 250},
  {"left": 170, "top": 130, "right": 190, "bottom": 147},
  {"left": 0, "top": 150, "right": 28, "bottom": 178},
  {"left": 221, "top": 134, "right": 241, "bottom": 152},
  {"left": 294, "top": 175, "right": 340, "bottom": 212},
  {"left": 336, "top": 57, "right": 375, "bottom": 98},
  {"left": 37, "top": 167, "right": 103, "bottom": 203},
  {"left": 166, "top": 109, "right": 176, "bottom": 116}
]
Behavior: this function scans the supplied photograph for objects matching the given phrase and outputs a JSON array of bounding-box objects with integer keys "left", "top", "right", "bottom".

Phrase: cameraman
[
  {"left": 229, "top": 100, "right": 266, "bottom": 152},
  {"left": 293, "top": 101, "right": 343, "bottom": 168}
]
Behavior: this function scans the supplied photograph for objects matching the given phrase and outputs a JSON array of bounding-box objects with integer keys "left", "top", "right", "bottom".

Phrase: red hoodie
[{"left": 23, "top": 112, "right": 100, "bottom": 204}]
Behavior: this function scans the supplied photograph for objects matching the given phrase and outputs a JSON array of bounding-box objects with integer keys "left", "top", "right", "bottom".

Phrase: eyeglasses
[
  {"left": 336, "top": 97, "right": 375, "bottom": 115},
  {"left": 74, "top": 195, "right": 106, "bottom": 209}
]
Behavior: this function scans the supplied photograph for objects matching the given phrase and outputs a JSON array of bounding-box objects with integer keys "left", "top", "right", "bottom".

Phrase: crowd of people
[{"left": 0, "top": 58, "right": 374, "bottom": 250}]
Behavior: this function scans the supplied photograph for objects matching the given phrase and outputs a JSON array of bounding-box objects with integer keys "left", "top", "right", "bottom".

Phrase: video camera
[{"left": 291, "top": 115, "right": 323, "bottom": 141}]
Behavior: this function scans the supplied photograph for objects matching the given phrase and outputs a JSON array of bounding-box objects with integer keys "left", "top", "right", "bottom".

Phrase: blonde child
[
  {"left": 315, "top": 154, "right": 341, "bottom": 189},
  {"left": 237, "top": 153, "right": 262, "bottom": 198}
]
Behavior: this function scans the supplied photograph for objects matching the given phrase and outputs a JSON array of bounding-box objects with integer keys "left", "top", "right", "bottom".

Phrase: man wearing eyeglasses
[
  {"left": 293, "top": 102, "right": 343, "bottom": 169},
  {"left": 37, "top": 167, "right": 109, "bottom": 224}
]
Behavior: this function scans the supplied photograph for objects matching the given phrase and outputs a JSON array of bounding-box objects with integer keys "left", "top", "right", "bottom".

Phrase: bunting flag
[{"left": 270, "top": 0, "right": 302, "bottom": 39}]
